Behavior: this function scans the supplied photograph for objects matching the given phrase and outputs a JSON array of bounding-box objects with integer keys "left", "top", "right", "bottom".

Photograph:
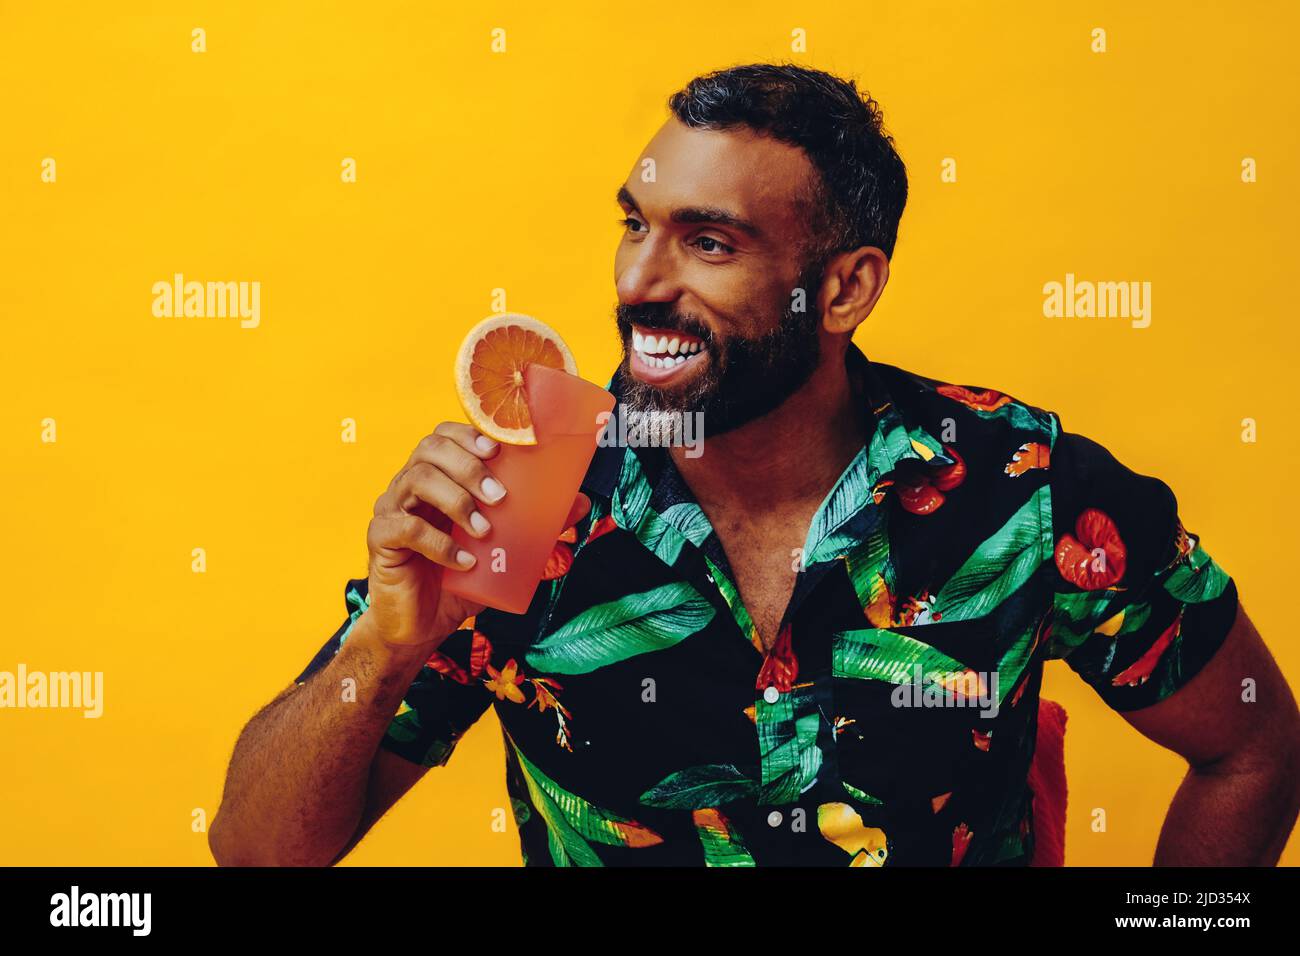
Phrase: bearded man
[{"left": 210, "top": 63, "right": 1299, "bottom": 867}]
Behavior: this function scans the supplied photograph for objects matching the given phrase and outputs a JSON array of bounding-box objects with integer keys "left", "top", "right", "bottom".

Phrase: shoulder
[{"left": 867, "top": 358, "right": 1061, "bottom": 455}]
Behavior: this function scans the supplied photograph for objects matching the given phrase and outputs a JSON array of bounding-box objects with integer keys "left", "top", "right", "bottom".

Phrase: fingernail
[
  {"left": 469, "top": 511, "right": 491, "bottom": 535},
  {"left": 481, "top": 477, "right": 506, "bottom": 502},
  {"left": 475, "top": 434, "right": 498, "bottom": 453},
  {"left": 456, "top": 549, "right": 476, "bottom": 567}
]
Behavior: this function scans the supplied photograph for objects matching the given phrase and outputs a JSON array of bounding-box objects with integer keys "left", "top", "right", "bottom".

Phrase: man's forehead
[{"left": 623, "top": 119, "right": 815, "bottom": 224}]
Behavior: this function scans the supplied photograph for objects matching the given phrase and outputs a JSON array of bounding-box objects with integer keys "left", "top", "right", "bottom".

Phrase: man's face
[{"left": 613, "top": 118, "right": 827, "bottom": 437}]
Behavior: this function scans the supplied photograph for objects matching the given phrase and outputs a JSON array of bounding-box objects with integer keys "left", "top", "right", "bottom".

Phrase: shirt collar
[{"left": 850, "top": 343, "right": 955, "bottom": 480}]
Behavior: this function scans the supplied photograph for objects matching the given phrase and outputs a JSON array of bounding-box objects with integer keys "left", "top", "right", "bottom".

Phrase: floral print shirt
[{"left": 294, "top": 343, "right": 1238, "bottom": 866}]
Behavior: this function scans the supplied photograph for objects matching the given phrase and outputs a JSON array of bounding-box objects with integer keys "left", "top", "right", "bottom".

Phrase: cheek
[
  {"left": 701, "top": 276, "right": 790, "bottom": 338},
  {"left": 613, "top": 240, "right": 631, "bottom": 280}
]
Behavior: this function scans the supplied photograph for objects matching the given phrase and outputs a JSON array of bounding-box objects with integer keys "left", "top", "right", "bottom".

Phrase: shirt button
[{"left": 763, "top": 686, "right": 780, "bottom": 704}]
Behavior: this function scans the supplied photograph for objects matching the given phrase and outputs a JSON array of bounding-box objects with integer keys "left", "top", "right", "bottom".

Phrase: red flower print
[
  {"left": 1157, "top": 520, "right": 1195, "bottom": 574},
  {"left": 1055, "top": 508, "right": 1127, "bottom": 589},
  {"left": 895, "top": 590, "right": 935, "bottom": 626},
  {"left": 469, "top": 629, "right": 493, "bottom": 678},
  {"left": 542, "top": 541, "right": 574, "bottom": 580},
  {"left": 937, "top": 385, "right": 1011, "bottom": 412},
  {"left": 897, "top": 474, "right": 943, "bottom": 514},
  {"left": 425, "top": 650, "right": 469, "bottom": 685},
  {"left": 612, "top": 820, "right": 666, "bottom": 848},
  {"left": 951, "top": 823, "right": 973, "bottom": 866},
  {"left": 528, "top": 676, "right": 571, "bottom": 717},
  {"left": 585, "top": 513, "right": 618, "bottom": 544},
  {"left": 1111, "top": 611, "right": 1181, "bottom": 687},
  {"left": 547, "top": 513, "right": 617, "bottom": 577},
  {"left": 896, "top": 446, "right": 966, "bottom": 515},
  {"left": 1010, "top": 679, "right": 1028, "bottom": 708},
  {"left": 755, "top": 622, "right": 798, "bottom": 693}
]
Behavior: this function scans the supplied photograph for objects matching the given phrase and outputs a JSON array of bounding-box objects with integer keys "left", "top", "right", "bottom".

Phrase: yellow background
[{"left": 1, "top": 1, "right": 1295, "bottom": 866}]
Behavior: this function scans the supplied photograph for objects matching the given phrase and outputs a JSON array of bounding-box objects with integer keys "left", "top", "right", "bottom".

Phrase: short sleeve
[
  {"left": 294, "top": 576, "right": 495, "bottom": 767},
  {"left": 1043, "top": 421, "right": 1239, "bottom": 712}
]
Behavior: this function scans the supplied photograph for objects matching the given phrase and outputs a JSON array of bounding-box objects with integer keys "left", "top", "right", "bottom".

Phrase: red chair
[{"left": 1027, "top": 698, "right": 1069, "bottom": 866}]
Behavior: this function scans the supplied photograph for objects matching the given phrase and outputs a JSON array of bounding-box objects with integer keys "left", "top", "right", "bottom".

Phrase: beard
[{"left": 613, "top": 263, "right": 824, "bottom": 442}]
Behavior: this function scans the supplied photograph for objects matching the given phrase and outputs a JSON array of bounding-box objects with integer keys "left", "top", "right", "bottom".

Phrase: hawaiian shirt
[{"left": 294, "top": 342, "right": 1239, "bottom": 866}]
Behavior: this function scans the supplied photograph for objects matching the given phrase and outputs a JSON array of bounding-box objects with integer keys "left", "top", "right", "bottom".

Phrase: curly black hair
[{"left": 668, "top": 63, "right": 909, "bottom": 268}]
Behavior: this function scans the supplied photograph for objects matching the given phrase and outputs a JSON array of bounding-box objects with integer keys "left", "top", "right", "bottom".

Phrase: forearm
[
  {"left": 209, "top": 612, "right": 435, "bottom": 866},
  {"left": 1153, "top": 747, "right": 1300, "bottom": 866}
]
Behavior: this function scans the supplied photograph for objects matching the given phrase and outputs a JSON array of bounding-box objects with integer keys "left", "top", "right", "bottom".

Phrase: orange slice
[{"left": 454, "top": 313, "right": 577, "bottom": 445}]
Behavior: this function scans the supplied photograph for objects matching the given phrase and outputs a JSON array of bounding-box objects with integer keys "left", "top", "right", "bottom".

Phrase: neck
[{"left": 671, "top": 343, "right": 866, "bottom": 512}]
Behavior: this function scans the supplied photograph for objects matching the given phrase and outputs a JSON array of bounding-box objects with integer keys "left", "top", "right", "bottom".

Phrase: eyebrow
[{"left": 617, "top": 185, "right": 762, "bottom": 239}]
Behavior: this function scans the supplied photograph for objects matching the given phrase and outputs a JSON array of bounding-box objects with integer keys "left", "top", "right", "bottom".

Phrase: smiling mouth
[{"left": 629, "top": 324, "right": 710, "bottom": 383}]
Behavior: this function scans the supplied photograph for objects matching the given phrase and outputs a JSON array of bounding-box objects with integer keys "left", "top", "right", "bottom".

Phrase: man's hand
[
  {"left": 209, "top": 421, "right": 589, "bottom": 866},
  {"left": 1122, "top": 603, "right": 1300, "bottom": 865},
  {"left": 365, "top": 421, "right": 589, "bottom": 648}
]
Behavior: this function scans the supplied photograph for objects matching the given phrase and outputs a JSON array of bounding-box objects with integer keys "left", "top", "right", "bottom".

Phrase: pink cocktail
[{"left": 443, "top": 363, "right": 615, "bottom": 614}]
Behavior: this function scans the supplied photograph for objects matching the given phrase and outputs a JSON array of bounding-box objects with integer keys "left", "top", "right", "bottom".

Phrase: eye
[
  {"left": 617, "top": 216, "right": 647, "bottom": 235},
  {"left": 691, "top": 234, "right": 735, "bottom": 256}
]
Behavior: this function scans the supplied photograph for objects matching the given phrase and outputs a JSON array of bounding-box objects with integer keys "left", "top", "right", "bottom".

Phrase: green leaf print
[
  {"left": 1163, "top": 554, "right": 1230, "bottom": 604},
  {"left": 1048, "top": 589, "right": 1127, "bottom": 652},
  {"left": 833, "top": 628, "right": 972, "bottom": 685},
  {"left": 842, "top": 781, "right": 884, "bottom": 806},
  {"left": 692, "top": 809, "right": 757, "bottom": 867},
  {"left": 526, "top": 582, "right": 716, "bottom": 674},
  {"left": 756, "top": 708, "right": 823, "bottom": 804},
  {"left": 843, "top": 522, "right": 894, "bottom": 610},
  {"left": 659, "top": 501, "right": 714, "bottom": 547},
  {"left": 804, "top": 447, "right": 872, "bottom": 563},
  {"left": 930, "top": 486, "right": 1051, "bottom": 623},
  {"left": 509, "top": 736, "right": 662, "bottom": 865},
  {"left": 705, "top": 554, "right": 757, "bottom": 645},
  {"left": 612, "top": 450, "right": 652, "bottom": 530},
  {"left": 640, "top": 764, "right": 761, "bottom": 809}
]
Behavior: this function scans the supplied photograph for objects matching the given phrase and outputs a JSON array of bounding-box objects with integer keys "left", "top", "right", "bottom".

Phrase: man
[{"left": 209, "top": 63, "right": 1299, "bottom": 866}]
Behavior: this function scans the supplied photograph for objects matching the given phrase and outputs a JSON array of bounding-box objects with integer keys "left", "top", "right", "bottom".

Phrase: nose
[{"left": 615, "top": 233, "right": 680, "bottom": 306}]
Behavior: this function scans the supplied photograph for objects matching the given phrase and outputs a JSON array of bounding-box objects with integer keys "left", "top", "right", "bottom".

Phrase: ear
[{"left": 819, "top": 246, "right": 890, "bottom": 335}]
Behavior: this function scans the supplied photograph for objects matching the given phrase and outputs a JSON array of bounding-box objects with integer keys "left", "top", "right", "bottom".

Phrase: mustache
[{"left": 615, "top": 303, "right": 714, "bottom": 345}]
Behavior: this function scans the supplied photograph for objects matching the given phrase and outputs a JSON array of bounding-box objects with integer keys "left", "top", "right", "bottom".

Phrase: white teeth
[{"left": 631, "top": 327, "right": 708, "bottom": 372}]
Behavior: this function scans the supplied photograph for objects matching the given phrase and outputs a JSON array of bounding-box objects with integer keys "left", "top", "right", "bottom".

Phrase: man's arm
[
  {"left": 208, "top": 611, "right": 435, "bottom": 867},
  {"left": 1121, "top": 603, "right": 1300, "bottom": 865}
]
